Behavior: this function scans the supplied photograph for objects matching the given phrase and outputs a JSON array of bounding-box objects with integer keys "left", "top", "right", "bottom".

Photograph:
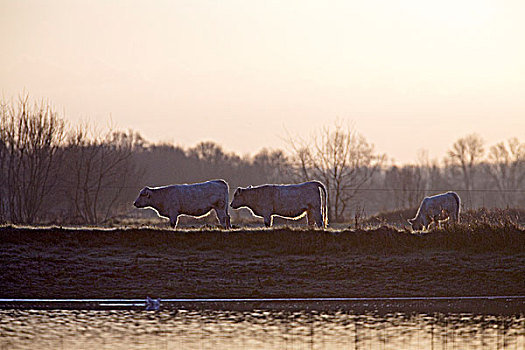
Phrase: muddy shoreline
[{"left": 2, "top": 298, "right": 524, "bottom": 316}]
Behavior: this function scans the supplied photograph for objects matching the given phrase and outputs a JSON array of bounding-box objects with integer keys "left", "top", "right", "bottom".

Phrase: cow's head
[
  {"left": 407, "top": 218, "right": 423, "bottom": 231},
  {"left": 134, "top": 187, "right": 153, "bottom": 208},
  {"left": 230, "top": 187, "right": 246, "bottom": 209}
]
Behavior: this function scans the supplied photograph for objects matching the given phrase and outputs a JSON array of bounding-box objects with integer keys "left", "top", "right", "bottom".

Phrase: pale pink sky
[{"left": 1, "top": 0, "right": 524, "bottom": 164}]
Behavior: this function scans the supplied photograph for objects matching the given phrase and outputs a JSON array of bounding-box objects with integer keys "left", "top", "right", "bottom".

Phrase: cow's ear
[{"left": 235, "top": 187, "right": 242, "bottom": 194}]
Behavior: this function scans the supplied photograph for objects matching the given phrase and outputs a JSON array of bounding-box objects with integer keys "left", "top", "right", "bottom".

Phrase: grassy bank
[
  {"left": 1, "top": 222, "right": 524, "bottom": 255},
  {"left": 1, "top": 224, "right": 523, "bottom": 300}
]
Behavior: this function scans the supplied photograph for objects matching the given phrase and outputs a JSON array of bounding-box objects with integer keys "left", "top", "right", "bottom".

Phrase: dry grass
[
  {"left": 363, "top": 207, "right": 525, "bottom": 229},
  {"left": 2, "top": 218, "right": 523, "bottom": 255},
  {"left": 1, "top": 208, "right": 523, "bottom": 260},
  {"left": 1, "top": 218, "right": 523, "bottom": 299}
]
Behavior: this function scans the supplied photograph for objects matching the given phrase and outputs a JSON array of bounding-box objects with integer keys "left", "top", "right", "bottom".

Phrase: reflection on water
[{"left": 0, "top": 309, "right": 523, "bottom": 349}]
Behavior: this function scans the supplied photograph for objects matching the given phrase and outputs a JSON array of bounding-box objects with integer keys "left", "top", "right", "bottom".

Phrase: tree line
[{"left": 1, "top": 95, "right": 524, "bottom": 225}]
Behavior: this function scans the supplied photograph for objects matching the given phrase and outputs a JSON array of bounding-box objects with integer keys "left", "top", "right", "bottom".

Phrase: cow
[
  {"left": 408, "top": 191, "right": 461, "bottom": 231},
  {"left": 230, "top": 181, "right": 328, "bottom": 228},
  {"left": 133, "top": 179, "right": 231, "bottom": 229}
]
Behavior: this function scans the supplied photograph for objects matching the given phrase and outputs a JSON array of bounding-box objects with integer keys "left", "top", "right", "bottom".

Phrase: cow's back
[
  {"left": 238, "top": 183, "right": 309, "bottom": 215},
  {"left": 165, "top": 180, "right": 229, "bottom": 213},
  {"left": 176, "top": 179, "right": 228, "bottom": 195},
  {"left": 272, "top": 182, "right": 322, "bottom": 213},
  {"left": 419, "top": 192, "right": 459, "bottom": 218}
]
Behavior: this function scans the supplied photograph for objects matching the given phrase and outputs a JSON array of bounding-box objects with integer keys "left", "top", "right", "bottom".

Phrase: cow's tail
[
  {"left": 451, "top": 191, "right": 461, "bottom": 223},
  {"left": 317, "top": 181, "right": 329, "bottom": 228}
]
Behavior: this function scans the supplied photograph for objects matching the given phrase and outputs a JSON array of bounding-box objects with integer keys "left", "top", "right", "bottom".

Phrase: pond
[{"left": 0, "top": 309, "right": 523, "bottom": 349}]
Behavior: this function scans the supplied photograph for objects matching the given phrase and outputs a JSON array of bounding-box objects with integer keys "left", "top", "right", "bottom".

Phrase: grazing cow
[
  {"left": 133, "top": 179, "right": 231, "bottom": 229},
  {"left": 408, "top": 191, "right": 461, "bottom": 231},
  {"left": 230, "top": 181, "right": 328, "bottom": 228}
]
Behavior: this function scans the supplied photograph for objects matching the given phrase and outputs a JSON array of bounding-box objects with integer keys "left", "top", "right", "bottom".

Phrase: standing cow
[
  {"left": 408, "top": 191, "right": 461, "bottom": 231},
  {"left": 133, "top": 179, "right": 231, "bottom": 229},
  {"left": 230, "top": 181, "right": 328, "bottom": 228}
]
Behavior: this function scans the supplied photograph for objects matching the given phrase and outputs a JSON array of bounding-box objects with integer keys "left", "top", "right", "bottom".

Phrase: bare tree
[
  {"left": 63, "top": 126, "right": 143, "bottom": 224},
  {"left": 251, "top": 148, "right": 290, "bottom": 184},
  {"left": 384, "top": 165, "right": 427, "bottom": 209},
  {"left": 0, "top": 95, "right": 66, "bottom": 223},
  {"left": 0, "top": 128, "right": 7, "bottom": 223},
  {"left": 447, "top": 134, "right": 485, "bottom": 190},
  {"left": 447, "top": 134, "right": 484, "bottom": 207},
  {"left": 288, "top": 121, "right": 385, "bottom": 222},
  {"left": 186, "top": 141, "right": 244, "bottom": 182},
  {"left": 484, "top": 138, "right": 525, "bottom": 207},
  {"left": 188, "top": 141, "right": 227, "bottom": 165}
]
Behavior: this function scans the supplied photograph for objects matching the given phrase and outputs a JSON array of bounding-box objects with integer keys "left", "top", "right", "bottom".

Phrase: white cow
[
  {"left": 408, "top": 191, "right": 461, "bottom": 231},
  {"left": 133, "top": 179, "right": 231, "bottom": 229},
  {"left": 230, "top": 181, "right": 328, "bottom": 228}
]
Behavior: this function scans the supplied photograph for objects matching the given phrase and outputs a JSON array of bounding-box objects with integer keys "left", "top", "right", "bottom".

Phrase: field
[{"left": 1, "top": 218, "right": 524, "bottom": 314}]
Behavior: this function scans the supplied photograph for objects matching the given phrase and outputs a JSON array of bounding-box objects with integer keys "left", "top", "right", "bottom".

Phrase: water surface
[{"left": 1, "top": 309, "right": 523, "bottom": 349}]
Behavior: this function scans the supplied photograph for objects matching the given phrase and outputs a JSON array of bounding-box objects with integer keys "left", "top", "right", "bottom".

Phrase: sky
[{"left": 1, "top": 0, "right": 524, "bottom": 164}]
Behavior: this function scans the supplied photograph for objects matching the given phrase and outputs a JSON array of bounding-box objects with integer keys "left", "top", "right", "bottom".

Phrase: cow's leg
[
  {"left": 215, "top": 208, "right": 231, "bottom": 229},
  {"left": 314, "top": 209, "right": 323, "bottom": 228},
  {"left": 225, "top": 215, "right": 231, "bottom": 229},
  {"left": 168, "top": 209, "right": 180, "bottom": 229},
  {"left": 440, "top": 209, "right": 450, "bottom": 228},
  {"left": 307, "top": 209, "right": 323, "bottom": 228},
  {"left": 449, "top": 210, "right": 458, "bottom": 223},
  {"left": 442, "top": 216, "right": 451, "bottom": 229},
  {"left": 169, "top": 214, "right": 179, "bottom": 229},
  {"left": 263, "top": 215, "right": 272, "bottom": 227},
  {"left": 425, "top": 215, "right": 434, "bottom": 230},
  {"left": 432, "top": 216, "right": 440, "bottom": 229},
  {"left": 306, "top": 210, "right": 315, "bottom": 226}
]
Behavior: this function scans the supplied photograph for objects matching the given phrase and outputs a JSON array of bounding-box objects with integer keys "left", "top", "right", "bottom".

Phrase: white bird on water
[{"left": 145, "top": 296, "right": 161, "bottom": 311}]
